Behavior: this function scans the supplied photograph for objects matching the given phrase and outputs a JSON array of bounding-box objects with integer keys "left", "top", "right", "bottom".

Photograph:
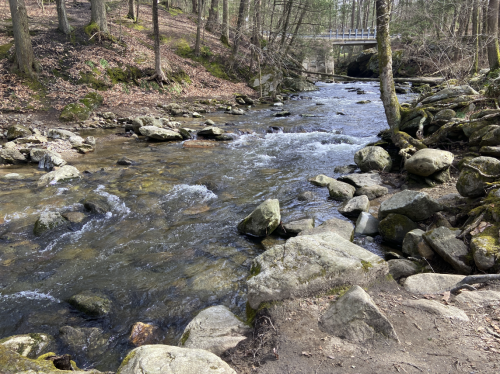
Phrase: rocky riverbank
[{"left": 2, "top": 75, "right": 500, "bottom": 373}]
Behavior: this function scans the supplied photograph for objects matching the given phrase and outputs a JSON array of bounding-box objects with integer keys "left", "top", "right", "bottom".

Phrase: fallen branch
[
  {"left": 462, "top": 164, "right": 500, "bottom": 179},
  {"left": 450, "top": 274, "right": 500, "bottom": 294},
  {"left": 457, "top": 211, "right": 485, "bottom": 239}
]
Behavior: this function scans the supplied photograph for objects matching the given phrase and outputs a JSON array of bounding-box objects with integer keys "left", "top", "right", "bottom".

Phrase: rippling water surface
[{"left": 0, "top": 81, "right": 408, "bottom": 370}]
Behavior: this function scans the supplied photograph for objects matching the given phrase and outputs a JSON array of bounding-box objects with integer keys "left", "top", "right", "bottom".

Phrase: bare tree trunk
[
  {"left": 472, "top": 0, "right": 480, "bottom": 73},
  {"left": 221, "top": 0, "right": 229, "bottom": 44},
  {"left": 207, "top": 0, "right": 219, "bottom": 32},
  {"left": 56, "top": 0, "right": 72, "bottom": 34},
  {"left": 8, "top": 0, "right": 36, "bottom": 78},
  {"left": 136, "top": 0, "right": 140, "bottom": 22},
  {"left": 195, "top": 0, "right": 202, "bottom": 55},
  {"left": 192, "top": 0, "right": 198, "bottom": 13},
  {"left": 91, "top": 0, "right": 108, "bottom": 33},
  {"left": 488, "top": 0, "right": 500, "bottom": 70},
  {"left": 232, "top": 0, "right": 249, "bottom": 57},
  {"left": 284, "top": 0, "right": 308, "bottom": 55},
  {"left": 351, "top": 0, "right": 356, "bottom": 29},
  {"left": 128, "top": 0, "right": 136, "bottom": 20},
  {"left": 279, "top": 0, "right": 293, "bottom": 52},
  {"left": 376, "top": 0, "right": 400, "bottom": 133},
  {"left": 356, "top": 0, "right": 363, "bottom": 29},
  {"left": 151, "top": 0, "right": 168, "bottom": 82}
]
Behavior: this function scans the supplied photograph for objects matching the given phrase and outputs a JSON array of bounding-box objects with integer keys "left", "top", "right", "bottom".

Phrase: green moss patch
[
  {"left": 60, "top": 92, "right": 103, "bottom": 122},
  {"left": 78, "top": 71, "right": 110, "bottom": 91},
  {"left": 107, "top": 65, "right": 142, "bottom": 84},
  {"left": 84, "top": 22, "right": 100, "bottom": 36},
  {"left": 0, "top": 42, "right": 14, "bottom": 60},
  {"left": 179, "top": 329, "right": 190, "bottom": 345}
]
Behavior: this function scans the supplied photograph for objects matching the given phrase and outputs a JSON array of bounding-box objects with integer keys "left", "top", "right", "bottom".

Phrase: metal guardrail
[{"left": 301, "top": 28, "right": 377, "bottom": 40}]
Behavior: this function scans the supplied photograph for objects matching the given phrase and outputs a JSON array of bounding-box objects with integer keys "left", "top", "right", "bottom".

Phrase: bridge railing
[{"left": 333, "top": 28, "right": 377, "bottom": 40}]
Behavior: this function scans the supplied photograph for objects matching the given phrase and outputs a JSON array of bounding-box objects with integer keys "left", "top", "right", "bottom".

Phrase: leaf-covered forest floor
[{"left": 0, "top": 0, "right": 255, "bottom": 117}]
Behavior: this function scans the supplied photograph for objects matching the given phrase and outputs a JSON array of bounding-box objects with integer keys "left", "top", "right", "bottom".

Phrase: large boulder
[
  {"left": 420, "top": 85, "right": 478, "bottom": 104},
  {"left": 308, "top": 174, "right": 335, "bottom": 187},
  {"left": 246, "top": 232, "right": 388, "bottom": 309},
  {"left": 354, "top": 212, "right": 379, "bottom": 236},
  {"left": 237, "top": 199, "right": 281, "bottom": 237},
  {"left": 37, "top": 165, "right": 81, "bottom": 187},
  {"left": 403, "top": 273, "right": 466, "bottom": 294},
  {"left": 388, "top": 259, "right": 419, "bottom": 280},
  {"left": 139, "top": 126, "right": 183, "bottom": 141},
  {"left": 471, "top": 225, "right": 499, "bottom": 271},
  {"left": 179, "top": 305, "right": 250, "bottom": 355},
  {"left": 404, "top": 148, "right": 454, "bottom": 177},
  {"left": 327, "top": 179, "right": 356, "bottom": 201},
  {"left": 379, "top": 213, "right": 418, "bottom": 244},
  {"left": 319, "top": 285, "right": 398, "bottom": 342},
  {"left": 282, "top": 77, "right": 317, "bottom": 92},
  {"left": 455, "top": 290, "right": 500, "bottom": 306},
  {"left": 433, "top": 109, "right": 456, "bottom": 125},
  {"left": 298, "top": 217, "right": 354, "bottom": 241},
  {"left": 338, "top": 173, "right": 383, "bottom": 188},
  {"left": 0, "top": 333, "right": 54, "bottom": 358},
  {"left": 198, "top": 126, "right": 224, "bottom": 137},
  {"left": 338, "top": 195, "right": 370, "bottom": 218},
  {"left": 423, "top": 227, "right": 472, "bottom": 274},
  {"left": 378, "top": 190, "right": 442, "bottom": 221},
  {"left": 354, "top": 146, "right": 392, "bottom": 172},
  {"left": 47, "top": 129, "right": 78, "bottom": 139},
  {"left": 0, "top": 147, "right": 27, "bottom": 164},
  {"left": 68, "top": 291, "right": 111, "bottom": 317},
  {"left": 34, "top": 212, "right": 67, "bottom": 236},
  {"left": 279, "top": 218, "right": 314, "bottom": 236},
  {"left": 402, "top": 229, "right": 434, "bottom": 259},
  {"left": 116, "top": 345, "right": 236, "bottom": 374},
  {"left": 30, "top": 149, "right": 61, "bottom": 163},
  {"left": 7, "top": 124, "right": 31, "bottom": 140},
  {"left": 480, "top": 126, "right": 500, "bottom": 147},
  {"left": 38, "top": 152, "right": 67, "bottom": 171},
  {"left": 355, "top": 185, "right": 389, "bottom": 200},
  {"left": 457, "top": 156, "right": 500, "bottom": 197}
]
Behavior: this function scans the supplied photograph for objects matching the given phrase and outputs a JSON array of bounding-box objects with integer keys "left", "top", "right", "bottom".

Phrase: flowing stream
[{"left": 0, "top": 81, "right": 411, "bottom": 370}]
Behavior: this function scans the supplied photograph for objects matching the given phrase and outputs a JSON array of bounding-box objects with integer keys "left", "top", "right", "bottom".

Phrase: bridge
[{"left": 304, "top": 28, "right": 378, "bottom": 48}]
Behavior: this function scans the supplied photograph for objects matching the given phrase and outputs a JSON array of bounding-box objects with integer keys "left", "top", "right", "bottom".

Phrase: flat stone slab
[
  {"left": 298, "top": 217, "right": 354, "bottom": 241},
  {"left": 338, "top": 173, "right": 383, "bottom": 188},
  {"left": 423, "top": 227, "right": 472, "bottom": 274},
  {"left": 454, "top": 290, "right": 500, "bottom": 306},
  {"left": 403, "top": 273, "right": 466, "bottom": 294},
  {"left": 379, "top": 190, "right": 443, "bottom": 221},
  {"left": 403, "top": 299, "right": 469, "bottom": 321},
  {"left": 247, "top": 232, "right": 388, "bottom": 309}
]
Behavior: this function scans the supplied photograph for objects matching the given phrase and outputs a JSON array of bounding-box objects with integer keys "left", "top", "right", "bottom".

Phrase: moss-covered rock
[
  {"left": 237, "top": 199, "right": 281, "bottom": 237},
  {"left": 379, "top": 213, "right": 418, "bottom": 245},
  {"left": 0, "top": 333, "right": 54, "bottom": 359},
  {"left": 471, "top": 223, "right": 500, "bottom": 271},
  {"left": 59, "top": 92, "right": 103, "bottom": 122},
  {"left": 456, "top": 156, "right": 500, "bottom": 197},
  {"left": 33, "top": 212, "right": 68, "bottom": 236},
  {"left": 68, "top": 291, "right": 111, "bottom": 317},
  {"left": 7, "top": 124, "right": 32, "bottom": 141},
  {"left": 354, "top": 146, "right": 392, "bottom": 172}
]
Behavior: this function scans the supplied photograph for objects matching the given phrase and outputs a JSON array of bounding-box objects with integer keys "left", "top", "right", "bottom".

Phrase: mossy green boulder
[
  {"left": 59, "top": 92, "right": 104, "bottom": 122},
  {"left": 456, "top": 156, "right": 500, "bottom": 197},
  {"left": 471, "top": 223, "right": 500, "bottom": 271},
  {"left": 68, "top": 291, "right": 111, "bottom": 317},
  {"left": 0, "top": 333, "right": 54, "bottom": 359},
  {"left": 378, "top": 213, "right": 418, "bottom": 244},
  {"left": 237, "top": 199, "right": 281, "bottom": 237},
  {"left": 33, "top": 212, "right": 68, "bottom": 236},
  {"left": 7, "top": 124, "right": 31, "bottom": 141}
]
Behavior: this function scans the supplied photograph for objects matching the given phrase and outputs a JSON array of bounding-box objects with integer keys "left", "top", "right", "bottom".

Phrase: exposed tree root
[{"left": 451, "top": 274, "right": 500, "bottom": 294}]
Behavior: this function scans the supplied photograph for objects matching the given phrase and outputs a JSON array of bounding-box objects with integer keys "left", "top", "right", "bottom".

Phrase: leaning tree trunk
[
  {"left": 206, "top": 0, "right": 219, "bottom": 32},
  {"left": 56, "top": 0, "right": 72, "bottom": 34},
  {"left": 128, "top": 0, "right": 136, "bottom": 20},
  {"left": 487, "top": 0, "right": 500, "bottom": 70},
  {"left": 91, "top": 0, "right": 108, "bottom": 33},
  {"left": 151, "top": 0, "right": 168, "bottom": 82},
  {"left": 192, "top": 0, "right": 198, "bottom": 13},
  {"left": 8, "top": 0, "right": 36, "bottom": 78},
  {"left": 221, "top": 0, "right": 229, "bottom": 45}
]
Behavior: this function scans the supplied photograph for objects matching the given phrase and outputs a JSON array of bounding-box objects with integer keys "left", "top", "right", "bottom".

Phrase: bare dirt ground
[{"left": 225, "top": 279, "right": 500, "bottom": 374}]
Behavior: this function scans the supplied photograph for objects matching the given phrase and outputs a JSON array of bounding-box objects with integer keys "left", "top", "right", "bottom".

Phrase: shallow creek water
[{"left": 0, "top": 81, "right": 411, "bottom": 370}]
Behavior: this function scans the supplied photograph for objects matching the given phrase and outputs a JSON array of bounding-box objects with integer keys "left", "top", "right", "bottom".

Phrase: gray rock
[
  {"left": 457, "top": 156, "right": 500, "bottom": 197},
  {"left": 47, "top": 128, "right": 78, "bottom": 139},
  {"left": 192, "top": 112, "right": 203, "bottom": 118},
  {"left": 15, "top": 134, "right": 47, "bottom": 144},
  {"left": 38, "top": 152, "right": 67, "bottom": 171},
  {"left": 237, "top": 199, "right": 281, "bottom": 237},
  {"left": 308, "top": 174, "right": 335, "bottom": 187},
  {"left": 402, "top": 229, "right": 434, "bottom": 259},
  {"left": 421, "top": 85, "right": 478, "bottom": 104},
  {"left": 454, "top": 290, "right": 500, "bottom": 306},
  {"left": 354, "top": 146, "right": 392, "bottom": 172},
  {"left": 480, "top": 126, "right": 500, "bottom": 146},
  {"left": 83, "top": 196, "right": 112, "bottom": 214},
  {"left": 7, "top": 124, "right": 31, "bottom": 140},
  {"left": 0, "top": 147, "right": 27, "bottom": 164},
  {"left": 62, "top": 211, "right": 85, "bottom": 223},
  {"left": 102, "top": 111, "right": 117, "bottom": 120},
  {"left": 299, "top": 217, "right": 354, "bottom": 241},
  {"left": 179, "top": 305, "right": 250, "bottom": 355},
  {"left": 68, "top": 291, "right": 111, "bottom": 317},
  {"left": 433, "top": 109, "right": 456, "bottom": 124},
  {"left": 298, "top": 191, "right": 315, "bottom": 201},
  {"left": 403, "top": 273, "right": 466, "bottom": 294},
  {"left": 3, "top": 173, "right": 22, "bottom": 180},
  {"left": 328, "top": 179, "right": 356, "bottom": 201},
  {"left": 388, "top": 259, "right": 419, "bottom": 280},
  {"left": 402, "top": 299, "right": 469, "bottom": 321},
  {"left": 355, "top": 185, "right": 389, "bottom": 200},
  {"left": 117, "top": 345, "right": 236, "bottom": 374},
  {"left": 404, "top": 148, "right": 454, "bottom": 177},
  {"left": 0, "top": 333, "right": 54, "bottom": 358},
  {"left": 198, "top": 126, "right": 224, "bottom": 136},
  {"left": 139, "top": 126, "right": 183, "bottom": 141},
  {"left": 379, "top": 213, "right": 418, "bottom": 244},
  {"left": 354, "top": 212, "right": 379, "bottom": 236},
  {"left": 480, "top": 145, "right": 500, "bottom": 157},
  {"left": 423, "top": 227, "right": 472, "bottom": 274},
  {"left": 69, "top": 135, "right": 85, "bottom": 147},
  {"left": 204, "top": 119, "right": 216, "bottom": 126},
  {"left": 471, "top": 234, "right": 498, "bottom": 271},
  {"left": 34, "top": 212, "right": 67, "bottom": 236},
  {"left": 59, "top": 326, "right": 109, "bottom": 360},
  {"left": 247, "top": 232, "right": 388, "bottom": 309},
  {"left": 117, "top": 157, "right": 135, "bottom": 166},
  {"left": 379, "top": 190, "right": 443, "bottom": 221},
  {"left": 30, "top": 148, "right": 56, "bottom": 163},
  {"left": 437, "top": 193, "right": 469, "bottom": 214},
  {"left": 37, "top": 165, "right": 81, "bottom": 187},
  {"left": 319, "top": 285, "right": 398, "bottom": 342},
  {"left": 338, "top": 195, "right": 370, "bottom": 218},
  {"left": 280, "top": 218, "right": 314, "bottom": 236},
  {"left": 338, "top": 173, "right": 383, "bottom": 188},
  {"left": 230, "top": 108, "right": 245, "bottom": 115}
]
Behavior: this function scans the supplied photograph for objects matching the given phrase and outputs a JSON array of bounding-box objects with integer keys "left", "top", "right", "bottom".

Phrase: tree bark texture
[
  {"left": 195, "top": 0, "right": 202, "bottom": 55},
  {"left": 376, "top": 0, "right": 400, "bottom": 133},
  {"left": 488, "top": 0, "right": 500, "bottom": 70},
  {"left": 152, "top": 0, "right": 167, "bottom": 81},
  {"left": 8, "top": 0, "right": 35, "bottom": 78},
  {"left": 207, "top": 0, "right": 219, "bottom": 32},
  {"left": 472, "top": 0, "right": 480, "bottom": 73},
  {"left": 56, "top": 0, "right": 72, "bottom": 34},
  {"left": 192, "top": 0, "right": 198, "bottom": 13},
  {"left": 221, "top": 0, "right": 229, "bottom": 44},
  {"left": 232, "top": 0, "right": 249, "bottom": 56},
  {"left": 91, "top": 0, "right": 108, "bottom": 33},
  {"left": 128, "top": 0, "right": 136, "bottom": 20}
]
